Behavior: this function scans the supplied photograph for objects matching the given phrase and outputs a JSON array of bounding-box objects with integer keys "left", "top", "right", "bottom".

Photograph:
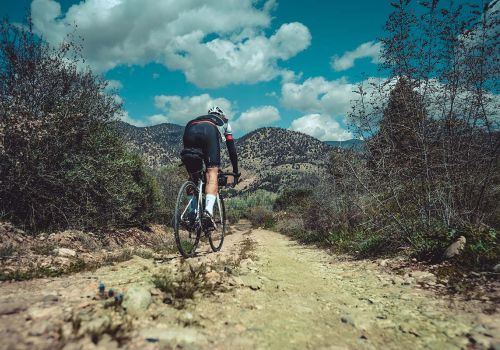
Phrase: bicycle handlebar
[{"left": 218, "top": 172, "right": 240, "bottom": 188}]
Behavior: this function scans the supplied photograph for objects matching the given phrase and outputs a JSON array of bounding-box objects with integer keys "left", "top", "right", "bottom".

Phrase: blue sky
[{"left": 2, "top": 0, "right": 395, "bottom": 140}]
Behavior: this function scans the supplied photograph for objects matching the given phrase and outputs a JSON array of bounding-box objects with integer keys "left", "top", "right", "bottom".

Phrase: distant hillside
[
  {"left": 113, "top": 121, "right": 184, "bottom": 167},
  {"left": 325, "top": 139, "right": 364, "bottom": 151},
  {"left": 230, "top": 128, "right": 333, "bottom": 192},
  {"left": 115, "top": 122, "right": 336, "bottom": 192}
]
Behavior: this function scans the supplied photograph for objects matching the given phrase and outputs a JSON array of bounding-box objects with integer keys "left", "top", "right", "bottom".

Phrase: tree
[
  {"left": 0, "top": 18, "right": 160, "bottom": 231},
  {"left": 346, "top": 0, "right": 499, "bottom": 263}
]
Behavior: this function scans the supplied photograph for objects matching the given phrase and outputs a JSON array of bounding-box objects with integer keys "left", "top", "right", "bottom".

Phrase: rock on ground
[{"left": 123, "top": 284, "right": 152, "bottom": 317}]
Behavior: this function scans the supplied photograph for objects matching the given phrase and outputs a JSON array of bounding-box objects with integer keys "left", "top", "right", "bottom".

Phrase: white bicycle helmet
[{"left": 208, "top": 106, "right": 226, "bottom": 118}]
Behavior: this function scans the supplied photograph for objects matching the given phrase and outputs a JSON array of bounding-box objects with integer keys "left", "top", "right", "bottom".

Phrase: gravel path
[{"left": 0, "top": 223, "right": 498, "bottom": 349}]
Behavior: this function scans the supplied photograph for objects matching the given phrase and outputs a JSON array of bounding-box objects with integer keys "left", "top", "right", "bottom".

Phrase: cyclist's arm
[{"left": 225, "top": 124, "right": 238, "bottom": 175}]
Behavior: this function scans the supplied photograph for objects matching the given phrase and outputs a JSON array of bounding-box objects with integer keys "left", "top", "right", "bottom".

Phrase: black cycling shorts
[{"left": 183, "top": 121, "right": 221, "bottom": 168}]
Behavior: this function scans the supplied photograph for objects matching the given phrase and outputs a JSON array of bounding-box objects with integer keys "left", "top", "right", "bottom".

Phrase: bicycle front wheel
[
  {"left": 208, "top": 195, "right": 226, "bottom": 252},
  {"left": 174, "top": 181, "right": 201, "bottom": 258}
]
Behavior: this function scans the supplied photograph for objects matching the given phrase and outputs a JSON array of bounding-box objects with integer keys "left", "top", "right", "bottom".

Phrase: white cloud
[
  {"left": 152, "top": 94, "right": 233, "bottom": 125},
  {"left": 290, "top": 114, "right": 352, "bottom": 141},
  {"left": 145, "top": 96, "right": 281, "bottom": 134},
  {"left": 31, "top": 0, "right": 311, "bottom": 88},
  {"left": 232, "top": 105, "right": 280, "bottom": 132},
  {"left": 281, "top": 76, "right": 386, "bottom": 141},
  {"left": 331, "top": 41, "right": 382, "bottom": 72},
  {"left": 106, "top": 79, "right": 123, "bottom": 90},
  {"left": 281, "top": 76, "right": 358, "bottom": 117},
  {"left": 118, "top": 111, "right": 146, "bottom": 127}
]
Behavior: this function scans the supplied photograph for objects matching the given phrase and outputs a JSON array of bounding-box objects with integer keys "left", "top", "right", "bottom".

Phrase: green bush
[
  {"left": 0, "top": 18, "right": 160, "bottom": 231},
  {"left": 226, "top": 209, "right": 243, "bottom": 225},
  {"left": 227, "top": 190, "right": 277, "bottom": 211},
  {"left": 151, "top": 165, "right": 187, "bottom": 224},
  {"left": 225, "top": 190, "right": 277, "bottom": 225},
  {"left": 247, "top": 207, "right": 275, "bottom": 228},
  {"left": 273, "top": 188, "right": 313, "bottom": 212}
]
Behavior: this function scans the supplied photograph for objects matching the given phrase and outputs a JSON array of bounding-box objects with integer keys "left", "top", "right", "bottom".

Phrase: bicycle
[{"left": 173, "top": 170, "right": 238, "bottom": 258}]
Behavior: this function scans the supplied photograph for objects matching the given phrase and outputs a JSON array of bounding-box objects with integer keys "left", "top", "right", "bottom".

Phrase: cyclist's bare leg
[
  {"left": 205, "top": 167, "right": 218, "bottom": 195},
  {"left": 203, "top": 167, "right": 219, "bottom": 229}
]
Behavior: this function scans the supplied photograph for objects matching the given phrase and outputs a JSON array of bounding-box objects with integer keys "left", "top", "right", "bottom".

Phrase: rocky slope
[
  {"left": 113, "top": 121, "right": 184, "bottom": 168},
  {"left": 115, "top": 122, "right": 338, "bottom": 192},
  {"left": 231, "top": 127, "right": 334, "bottom": 192}
]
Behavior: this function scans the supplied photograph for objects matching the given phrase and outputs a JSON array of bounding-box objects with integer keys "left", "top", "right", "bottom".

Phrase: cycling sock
[{"left": 205, "top": 194, "right": 216, "bottom": 215}]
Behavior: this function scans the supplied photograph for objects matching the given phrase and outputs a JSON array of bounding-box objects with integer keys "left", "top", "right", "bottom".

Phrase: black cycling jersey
[
  {"left": 187, "top": 114, "right": 233, "bottom": 142},
  {"left": 183, "top": 114, "right": 238, "bottom": 173}
]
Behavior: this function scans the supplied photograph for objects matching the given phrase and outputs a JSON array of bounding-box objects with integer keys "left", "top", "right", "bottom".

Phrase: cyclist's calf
[{"left": 205, "top": 167, "right": 219, "bottom": 195}]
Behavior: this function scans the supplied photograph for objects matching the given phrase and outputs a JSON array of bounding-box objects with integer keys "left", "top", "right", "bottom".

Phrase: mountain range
[{"left": 114, "top": 121, "right": 361, "bottom": 192}]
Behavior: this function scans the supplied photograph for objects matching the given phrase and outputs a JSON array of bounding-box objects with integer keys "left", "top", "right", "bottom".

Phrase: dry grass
[{"left": 152, "top": 262, "right": 211, "bottom": 308}]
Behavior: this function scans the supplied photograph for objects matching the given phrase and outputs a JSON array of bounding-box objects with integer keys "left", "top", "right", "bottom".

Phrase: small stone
[
  {"left": 123, "top": 284, "right": 152, "bottom": 317},
  {"left": 56, "top": 248, "right": 77, "bottom": 257},
  {"left": 28, "top": 321, "right": 52, "bottom": 336},
  {"left": 468, "top": 333, "right": 493, "bottom": 348},
  {"left": 341, "top": 315, "right": 356, "bottom": 327},
  {"left": 204, "top": 270, "right": 221, "bottom": 286},
  {"left": 150, "top": 288, "right": 162, "bottom": 296},
  {"left": 43, "top": 294, "right": 59, "bottom": 303},
  {"left": 379, "top": 259, "right": 389, "bottom": 267},
  {"left": 493, "top": 264, "right": 500, "bottom": 273},
  {"left": 402, "top": 277, "right": 415, "bottom": 285},
  {"left": 399, "top": 323, "right": 420, "bottom": 337},
  {"left": 443, "top": 236, "right": 466, "bottom": 259},
  {"left": 411, "top": 271, "right": 437, "bottom": 285},
  {"left": 96, "top": 334, "right": 119, "bottom": 350},
  {"left": 78, "top": 315, "right": 112, "bottom": 337},
  {"left": 141, "top": 327, "right": 203, "bottom": 345},
  {"left": 178, "top": 311, "right": 194, "bottom": 325},
  {"left": 248, "top": 283, "right": 260, "bottom": 291},
  {"left": 234, "top": 324, "right": 246, "bottom": 332},
  {"left": 0, "top": 301, "right": 27, "bottom": 315},
  {"left": 28, "top": 306, "right": 61, "bottom": 320}
]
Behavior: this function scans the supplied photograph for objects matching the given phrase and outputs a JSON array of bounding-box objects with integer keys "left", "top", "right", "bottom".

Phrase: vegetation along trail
[{"left": 0, "top": 222, "right": 498, "bottom": 349}]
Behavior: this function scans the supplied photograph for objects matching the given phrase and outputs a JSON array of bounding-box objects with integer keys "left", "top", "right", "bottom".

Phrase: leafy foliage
[
  {"left": 0, "top": 18, "right": 160, "bottom": 231},
  {"left": 276, "top": 0, "right": 499, "bottom": 268}
]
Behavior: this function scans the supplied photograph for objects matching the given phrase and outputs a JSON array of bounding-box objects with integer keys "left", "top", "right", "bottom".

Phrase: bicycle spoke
[{"left": 174, "top": 181, "right": 201, "bottom": 258}]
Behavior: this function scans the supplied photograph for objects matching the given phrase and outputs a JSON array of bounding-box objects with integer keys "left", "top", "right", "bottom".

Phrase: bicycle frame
[
  {"left": 180, "top": 176, "right": 218, "bottom": 222},
  {"left": 174, "top": 170, "right": 236, "bottom": 257},
  {"left": 181, "top": 171, "right": 236, "bottom": 226}
]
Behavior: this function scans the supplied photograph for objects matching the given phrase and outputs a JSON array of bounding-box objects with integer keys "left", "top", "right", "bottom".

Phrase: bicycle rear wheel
[
  {"left": 208, "top": 195, "right": 226, "bottom": 252},
  {"left": 174, "top": 181, "right": 201, "bottom": 258}
]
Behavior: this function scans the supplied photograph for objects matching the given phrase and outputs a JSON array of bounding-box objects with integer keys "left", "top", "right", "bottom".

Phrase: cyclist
[{"left": 182, "top": 106, "right": 240, "bottom": 229}]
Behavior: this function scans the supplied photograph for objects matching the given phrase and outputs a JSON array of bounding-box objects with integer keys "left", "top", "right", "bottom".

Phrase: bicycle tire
[
  {"left": 174, "top": 181, "right": 201, "bottom": 258},
  {"left": 208, "top": 195, "right": 226, "bottom": 252}
]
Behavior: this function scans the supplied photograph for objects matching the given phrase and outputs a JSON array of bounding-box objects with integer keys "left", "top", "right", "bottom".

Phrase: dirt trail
[{"left": 0, "top": 222, "right": 498, "bottom": 350}]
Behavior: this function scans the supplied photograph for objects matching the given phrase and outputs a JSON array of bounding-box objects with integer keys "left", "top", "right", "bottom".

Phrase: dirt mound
[{"left": 0, "top": 222, "right": 175, "bottom": 281}]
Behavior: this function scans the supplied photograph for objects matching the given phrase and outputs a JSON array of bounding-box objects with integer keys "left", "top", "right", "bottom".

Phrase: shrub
[
  {"left": 225, "top": 190, "right": 277, "bottom": 225},
  {"left": 247, "top": 207, "right": 275, "bottom": 228},
  {"left": 152, "top": 262, "right": 212, "bottom": 308},
  {"left": 150, "top": 165, "right": 187, "bottom": 224},
  {"left": 228, "top": 190, "right": 277, "bottom": 211},
  {"left": 0, "top": 18, "right": 160, "bottom": 231},
  {"left": 273, "top": 188, "right": 313, "bottom": 212},
  {"left": 226, "top": 209, "right": 243, "bottom": 225}
]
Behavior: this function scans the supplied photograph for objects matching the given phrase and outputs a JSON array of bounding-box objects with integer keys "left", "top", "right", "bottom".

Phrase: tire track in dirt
[{"left": 0, "top": 222, "right": 498, "bottom": 349}]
